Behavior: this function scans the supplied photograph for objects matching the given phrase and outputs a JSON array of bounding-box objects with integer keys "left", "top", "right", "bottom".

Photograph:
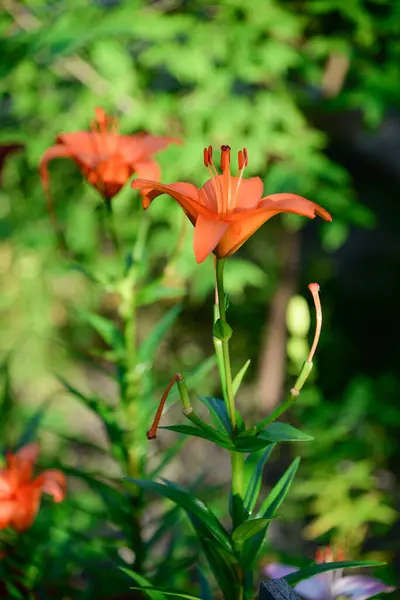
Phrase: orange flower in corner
[
  {"left": 131, "top": 145, "right": 332, "bottom": 263},
  {"left": 0, "top": 443, "right": 66, "bottom": 532},
  {"left": 40, "top": 107, "right": 180, "bottom": 203}
]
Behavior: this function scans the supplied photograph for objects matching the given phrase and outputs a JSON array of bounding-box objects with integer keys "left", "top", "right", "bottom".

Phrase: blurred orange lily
[
  {"left": 131, "top": 145, "right": 332, "bottom": 263},
  {"left": 0, "top": 443, "right": 66, "bottom": 532},
  {"left": 40, "top": 107, "right": 180, "bottom": 207}
]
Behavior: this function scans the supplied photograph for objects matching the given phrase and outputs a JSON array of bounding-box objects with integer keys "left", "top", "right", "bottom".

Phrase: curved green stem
[{"left": 215, "top": 258, "right": 244, "bottom": 537}]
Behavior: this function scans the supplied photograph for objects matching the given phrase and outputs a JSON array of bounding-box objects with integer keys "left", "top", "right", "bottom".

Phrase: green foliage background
[{"left": 1, "top": 0, "right": 399, "bottom": 595}]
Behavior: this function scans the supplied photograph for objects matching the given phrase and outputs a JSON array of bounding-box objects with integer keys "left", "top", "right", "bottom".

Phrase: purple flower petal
[
  {"left": 264, "top": 563, "right": 332, "bottom": 600},
  {"left": 333, "top": 575, "right": 395, "bottom": 600},
  {"left": 295, "top": 576, "right": 333, "bottom": 600},
  {"left": 264, "top": 562, "right": 299, "bottom": 579}
]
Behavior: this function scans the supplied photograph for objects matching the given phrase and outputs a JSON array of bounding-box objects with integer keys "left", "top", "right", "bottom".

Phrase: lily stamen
[
  {"left": 308, "top": 282, "right": 322, "bottom": 363},
  {"left": 220, "top": 145, "right": 231, "bottom": 216},
  {"left": 231, "top": 146, "right": 248, "bottom": 210},
  {"left": 147, "top": 374, "right": 184, "bottom": 440}
]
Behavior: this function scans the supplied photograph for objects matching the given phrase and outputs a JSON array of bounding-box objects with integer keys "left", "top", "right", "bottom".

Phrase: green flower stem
[
  {"left": 215, "top": 258, "right": 236, "bottom": 427},
  {"left": 255, "top": 360, "right": 314, "bottom": 432},
  {"left": 215, "top": 258, "right": 244, "bottom": 535},
  {"left": 104, "top": 198, "right": 122, "bottom": 262},
  {"left": 119, "top": 209, "right": 151, "bottom": 573}
]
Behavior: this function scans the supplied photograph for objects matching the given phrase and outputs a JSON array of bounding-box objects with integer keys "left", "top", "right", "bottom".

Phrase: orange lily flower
[
  {"left": 40, "top": 107, "right": 181, "bottom": 203},
  {"left": 131, "top": 145, "right": 332, "bottom": 263},
  {"left": 0, "top": 443, "right": 66, "bottom": 532}
]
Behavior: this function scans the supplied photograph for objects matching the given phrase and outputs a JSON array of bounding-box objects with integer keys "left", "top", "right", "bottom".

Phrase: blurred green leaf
[
  {"left": 138, "top": 304, "right": 181, "bottom": 365},
  {"left": 198, "top": 396, "right": 232, "bottom": 435},
  {"left": 232, "top": 359, "right": 251, "bottom": 398},
  {"left": 160, "top": 424, "right": 234, "bottom": 450},
  {"left": 232, "top": 517, "right": 273, "bottom": 544},
  {"left": 126, "top": 478, "right": 232, "bottom": 553},
  {"left": 257, "top": 423, "right": 314, "bottom": 443},
  {"left": 285, "top": 561, "right": 386, "bottom": 584},
  {"left": 243, "top": 445, "right": 276, "bottom": 515}
]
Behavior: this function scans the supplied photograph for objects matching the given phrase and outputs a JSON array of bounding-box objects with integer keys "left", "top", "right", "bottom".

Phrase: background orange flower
[
  {"left": 40, "top": 107, "right": 180, "bottom": 213},
  {"left": 0, "top": 443, "right": 66, "bottom": 533}
]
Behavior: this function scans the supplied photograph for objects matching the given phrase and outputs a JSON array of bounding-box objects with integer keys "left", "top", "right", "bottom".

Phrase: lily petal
[
  {"left": 120, "top": 135, "right": 181, "bottom": 164},
  {"left": 131, "top": 179, "right": 212, "bottom": 222},
  {"left": 0, "top": 471, "right": 14, "bottom": 498},
  {"left": 134, "top": 160, "right": 161, "bottom": 196},
  {"left": 234, "top": 177, "right": 264, "bottom": 209},
  {"left": 216, "top": 209, "right": 281, "bottom": 257},
  {"left": 333, "top": 575, "right": 395, "bottom": 600},
  {"left": 11, "top": 484, "right": 41, "bottom": 532},
  {"left": 201, "top": 175, "right": 263, "bottom": 212},
  {"left": 57, "top": 132, "right": 101, "bottom": 160},
  {"left": 34, "top": 470, "right": 66, "bottom": 503},
  {"left": 0, "top": 500, "right": 16, "bottom": 529},
  {"left": 259, "top": 193, "right": 332, "bottom": 222},
  {"left": 193, "top": 215, "right": 230, "bottom": 263},
  {"left": 7, "top": 443, "right": 39, "bottom": 486}
]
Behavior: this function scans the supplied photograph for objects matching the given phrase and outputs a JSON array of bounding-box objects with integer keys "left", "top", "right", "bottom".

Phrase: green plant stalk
[
  {"left": 255, "top": 360, "right": 314, "bottom": 432},
  {"left": 115, "top": 208, "right": 152, "bottom": 573},
  {"left": 215, "top": 258, "right": 245, "bottom": 548},
  {"left": 105, "top": 198, "right": 122, "bottom": 262}
]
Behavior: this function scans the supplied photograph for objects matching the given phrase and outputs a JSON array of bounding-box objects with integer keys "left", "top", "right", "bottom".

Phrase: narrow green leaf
[
  {"left": 130, "top": 587, "right": 201, "bottom": 600},
  {"left": 234, "top": 436, "right": 272, "bottom": 452},
  {"left": 258, "top": 457, "right": 300, "bottom": 518},
  {"left": 244, "top": 445, "right": 276, "bottom": 515},
  {"left": 232, "top": 359, "right": 251, "bottom": 398},
  {"left": 232, "top": 518, "right": 272, "bottom": 544},
  {"left": 148, "top": 437, "right": 186, "bottom": 479},
  {"left": 242, "top": 458, "right": 300, "bottom": 568},
  {"left": 258, "top": 422, "right": 313, "bottom": 443},
  {"left": 191, "top": 515, "right": 241, "bottom": 599},
  {"left": 56, "top": 376, "right": 100, "bottom": 414},
  {"left": 198, "top": 567, "right": 214, "bottom": 600},
  {"left": 126, "top": 478, "right": 232, "bottom": 552},
  {"left": 18, "top": 398, "right": 52, "bottom": 447},
  {"left": 146, "top": 506, "right": 182, "bottom": 549},
  {"left": 136, "top": 281, "right": 185, "bottom": 306},
  {"left": 160, "top": 424, "right": 234, "bottom": 450},
  {"left": 285, "top": 561, "right": 386, "bottom": 584},
  {"left": 198, "top": 396, "right": 232, "bottom": 434},
  {"left": 76, "top": 309, "right": 124, "bottom": 354},
  {"left": 138, "top": 305, "right": 181, "bottom": 364},
  {"left": 0, "top": 360, "right": 13, "bottom": 436},
  {"left": 120, "top": 568, "right": 166, "bottom": 600}
]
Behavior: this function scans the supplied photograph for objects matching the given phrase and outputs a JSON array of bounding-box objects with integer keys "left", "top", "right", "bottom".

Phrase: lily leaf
[
  {"left": 198, "top": 396, "right": 232, "bottom": 435},
  {"left": 120, "top": 568, "right": 166, "bottom": 600},
  {"left": 130, "top": 587, "right": 201, "bottom": 600},
  {"left": 285, "top": 561, "right": 386, "bottom": 584},
  {"left": 244, "top": 445, "right": 276, "bottom": 515},
  {"left": 76, "top": 309, "right": 125, "bottom": 356},
  {"left": 232, "top": 517, "right": 273, "bottom": 544},
  {"left": 258, "top": 457, "right": 300, "bottom": 518},
  {"left": 234, "top": 436, "right": 272, "bottom": 452},
  {"left": 232, "top": 359, "right": 251, "bottom": 398},
  {"left": 160, "top": 424, "right": 234, "bottom": 450},
  {"left": 138, "top": 304, "right": 181, "bottom": 365},
  {"left": 126, "top": 478, "right": 232, "bottom": 553},
  {"left": 257, "top": 422, "right": 313, "bottom": 443},
  {"left": 242, "top": 458, "right": 300, "bottom": 568}
]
